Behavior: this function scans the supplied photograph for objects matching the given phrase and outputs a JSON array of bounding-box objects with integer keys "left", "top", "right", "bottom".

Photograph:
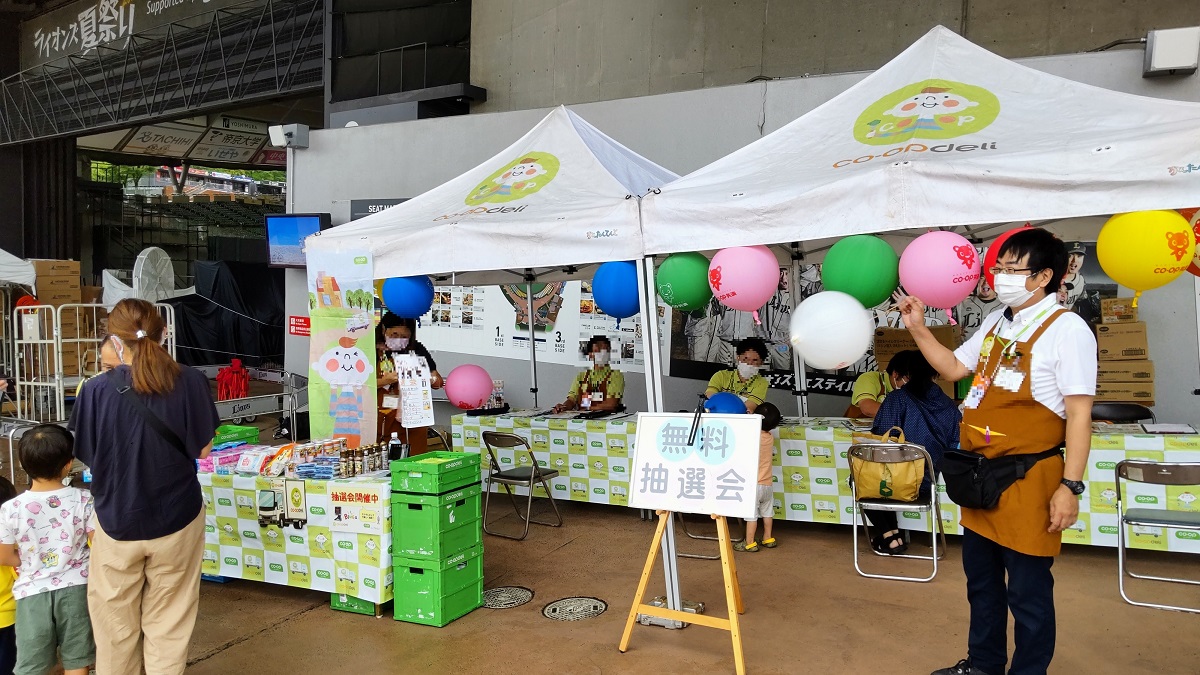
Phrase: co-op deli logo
[
  {"left": 435, "top": 152, "right": 560, "bottom": 221},
  {"left": 836, "top": 79, "right": 1001, "bottom": 168}
]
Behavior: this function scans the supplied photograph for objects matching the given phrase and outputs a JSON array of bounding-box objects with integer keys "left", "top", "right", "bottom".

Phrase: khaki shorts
[
  {"left": 744, "top": 484, "right": 775, "bottom": 521},
  {"left": 16, "top": 583, "right": 95, "bottom": 674}
]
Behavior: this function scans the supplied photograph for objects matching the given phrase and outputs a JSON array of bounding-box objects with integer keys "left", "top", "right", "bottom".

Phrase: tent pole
[
  {"left": 525, "top": 271, "right": 538, "bottom": 408},
  {"left": 789, "top": 247, "right": 809, "bottom": 417}
]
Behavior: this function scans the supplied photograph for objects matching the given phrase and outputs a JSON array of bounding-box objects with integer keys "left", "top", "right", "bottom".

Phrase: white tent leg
[
  {"left": 789, "top": 254, "right": 809, "bottom": 416},
  {"left": 526, "top": 274, "right": 538, "bottom": 408},
  {"left": 636, "top": 253, "right": 680, "bottom": 614}
]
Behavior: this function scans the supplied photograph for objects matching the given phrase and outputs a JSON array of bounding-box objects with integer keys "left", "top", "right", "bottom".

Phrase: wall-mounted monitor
[{"left": 265, "top": 213, "right": 332, "bottom": 268}]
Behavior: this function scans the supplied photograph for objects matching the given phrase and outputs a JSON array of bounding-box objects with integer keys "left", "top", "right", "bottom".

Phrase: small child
[
  {"left": 735, "top": 402, "right": 782, "bottom": 553},
  {"left": 0, "top": 425, "right": 95, "bottom": 675},
  {"left": 0, "top": 476, "right": 17, "bottom": 675}
]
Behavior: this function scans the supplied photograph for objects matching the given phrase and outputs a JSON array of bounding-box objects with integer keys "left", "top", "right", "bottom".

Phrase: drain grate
[
  {"left": 484, "top": 586, "right": 534, "bottom": 609},
  {"left": 542, "top": 597, "right": 608, "bottom": 621}
]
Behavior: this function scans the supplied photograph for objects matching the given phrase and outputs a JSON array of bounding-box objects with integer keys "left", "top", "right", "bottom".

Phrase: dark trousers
[
  {"left": 0, "top": 624, "right": 13, "bottom": 675},
  {"left": 963, "top": 528, "right": 1056, "bottom": 675}
]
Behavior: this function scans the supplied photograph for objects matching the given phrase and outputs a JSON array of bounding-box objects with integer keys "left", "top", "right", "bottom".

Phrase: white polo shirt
[{"left": 953, "top": 294, "right": 1097, "bottom": 418}]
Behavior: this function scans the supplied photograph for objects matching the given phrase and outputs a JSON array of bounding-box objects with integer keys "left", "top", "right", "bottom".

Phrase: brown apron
[
  {"left": 960, "top": 309, "right": 1068, "bottom": 557},
  {"left": 576, "top": 368, "right": 614, "bottom": 406}
]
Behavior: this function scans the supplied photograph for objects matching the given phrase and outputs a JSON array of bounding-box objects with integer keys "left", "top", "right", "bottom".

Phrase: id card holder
[{"left": 591, "top": 391, "right": 605, "bottom": 403}]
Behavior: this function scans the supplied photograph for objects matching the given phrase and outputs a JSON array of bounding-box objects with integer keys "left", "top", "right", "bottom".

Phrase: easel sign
[
  {"left": 621, "top": 412, "right": 761, "bottom": 675},
  {"left": 627, "top": 413, "right": 760, "bottom": 518}
]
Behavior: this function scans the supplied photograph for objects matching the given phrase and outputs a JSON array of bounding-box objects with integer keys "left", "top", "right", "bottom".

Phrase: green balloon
[
  {"left": 656, "top": 252, "right": 713, "bottom": 311},
  {"left": 821, "top": 235, "right": 899, "bottom": 308}
]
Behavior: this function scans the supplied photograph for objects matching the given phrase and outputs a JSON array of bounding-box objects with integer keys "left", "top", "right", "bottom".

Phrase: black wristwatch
[{"left": 1061, "top": 479, "right": 1085, "bottom": 495}]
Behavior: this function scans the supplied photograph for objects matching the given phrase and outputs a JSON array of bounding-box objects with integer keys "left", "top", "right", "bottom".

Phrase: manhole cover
[
  {"left": 484, "top": 586, "right": 534, "bottom": 609},
  {"left": 542, "top": 597, "right": 607, "bottom": 621}
]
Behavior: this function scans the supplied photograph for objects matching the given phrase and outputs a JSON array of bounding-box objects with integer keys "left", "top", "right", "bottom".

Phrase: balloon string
[
  {"left": 752, "top": 310, "right": 762, "bottom": 326},
  {"left": 946, "top": 307, "right": 958, "bottom": 326},
  {"left": 1132, "top": 291, "right": 1141, "bottom": 309}
]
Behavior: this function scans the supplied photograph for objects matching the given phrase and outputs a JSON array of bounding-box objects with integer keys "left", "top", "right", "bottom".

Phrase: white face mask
[
  {"left": 737, "top": 363, "right": 759, "bottom": 379},
  {"left": 386, "top": 337, "right": 409, "bottom": 351},
  {"left": 993, "top": 273, "right": 1037, "bottom": 308},
  {"left": 591, "top": 350, "right": 610, "bottom": 366}
]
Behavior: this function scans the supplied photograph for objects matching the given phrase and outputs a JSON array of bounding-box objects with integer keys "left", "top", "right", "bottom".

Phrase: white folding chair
[
  {"left": 848, "top": 441, "right": 946, "bottom": 583},
  {"left": 1116, "top": 459, "right": 1200, "bottom": 614}
]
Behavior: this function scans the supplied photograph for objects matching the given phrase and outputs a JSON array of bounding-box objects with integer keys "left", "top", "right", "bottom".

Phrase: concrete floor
[{"left": 187, "top": 502, "right": 1200, "bottom": 674}]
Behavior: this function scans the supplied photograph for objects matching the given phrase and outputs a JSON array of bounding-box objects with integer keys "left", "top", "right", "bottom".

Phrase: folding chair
[
  {"left": 1092, "top": 403, "right": 1156, "bottom": 424},
  {"left": 427, "top": 426, "right": 451, "bottom": 451},
  {"left": 848, "top": 441, "right": 946, "bottom": 583},
  {"left": 481, "top": 431, "right": 563, "bottom": 540},
  {"left": 1115, "top": 460, "right": 1200, "bottom": 613}
]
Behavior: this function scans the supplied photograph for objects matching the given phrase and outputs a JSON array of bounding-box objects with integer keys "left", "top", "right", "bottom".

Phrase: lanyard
[
  {"left": 979, "top": 306, "right": 1054, "bottom": 378},
  {"left": 731, "top": 372, "right": 759, "bottom": 397}
]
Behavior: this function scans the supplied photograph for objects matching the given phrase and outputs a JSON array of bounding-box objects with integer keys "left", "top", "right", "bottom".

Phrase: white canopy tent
[
  {"left": 0, "top": 249, "right": 34, "bottom": 288},
  {"left": 642, "top": 25, "right": 1200, "bottom": 254},
  {"left": 308, "top": 105, "right": 678, "bottom": 285},
  {"left": 307, "top": 105, "right": 678, "bottom": 405}
]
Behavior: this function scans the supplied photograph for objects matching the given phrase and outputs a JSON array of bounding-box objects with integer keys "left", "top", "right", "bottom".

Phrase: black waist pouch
[{"left": 941, "top": 447, "right": 1063, "bottom": 510}]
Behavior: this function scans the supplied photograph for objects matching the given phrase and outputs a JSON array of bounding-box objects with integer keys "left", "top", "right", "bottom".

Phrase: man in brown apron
[{"left": 898, "top": 229, "right": 1096, "bottom": 675}]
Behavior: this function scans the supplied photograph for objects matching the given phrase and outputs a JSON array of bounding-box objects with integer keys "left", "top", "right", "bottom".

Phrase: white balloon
[{"left": 789, "top": 291, "right": 873, "bottom": 370}]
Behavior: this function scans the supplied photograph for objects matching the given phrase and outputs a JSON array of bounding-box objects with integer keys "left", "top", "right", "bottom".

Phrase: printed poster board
[{"left": 629, "top": 413, "right": 761, "bottom": 519}]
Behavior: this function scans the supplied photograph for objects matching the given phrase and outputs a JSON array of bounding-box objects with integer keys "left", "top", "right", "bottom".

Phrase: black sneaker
[{"left": 931, "top": 660, "right": 994, "bottom": 675}]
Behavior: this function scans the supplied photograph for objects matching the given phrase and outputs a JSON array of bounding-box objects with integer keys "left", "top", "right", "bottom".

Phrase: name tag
[
  {"left": 592, "top": 392, "right": 604, "bottom": 403},
  {"left": 382, "top": 396, "right": 399, "bottom": 409}
]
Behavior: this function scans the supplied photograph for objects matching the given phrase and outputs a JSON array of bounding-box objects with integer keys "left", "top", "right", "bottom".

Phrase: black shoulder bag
[
  {"left": 941, "top": 447, "right": 1063, "bottom": 510},
  {"left": 106, "top": 372, "right": 191, "bottom": 461}
]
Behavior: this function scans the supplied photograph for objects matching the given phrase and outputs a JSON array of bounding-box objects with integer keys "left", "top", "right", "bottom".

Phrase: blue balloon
[
  {"left": 704, "top": 392, "right": 748, "bottom": 415},
  {"left": 381, "top": 276, "right": 434, "bottom": 318},
  {"left": 591, "top": 261, "right": 641, "bottom": 319}
]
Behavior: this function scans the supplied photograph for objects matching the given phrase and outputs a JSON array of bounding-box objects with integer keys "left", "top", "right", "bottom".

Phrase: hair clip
[{"left": 135, "top": 329, "right": 147, "bottom": 339}]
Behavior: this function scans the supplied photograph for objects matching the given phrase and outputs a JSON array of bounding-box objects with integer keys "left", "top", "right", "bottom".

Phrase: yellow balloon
[
  {"left": 373, "top": 279, "right": 385, "bottom": 299},
  {"left": 1097, "top": 210, "right": 1196, "bottom": 307}
]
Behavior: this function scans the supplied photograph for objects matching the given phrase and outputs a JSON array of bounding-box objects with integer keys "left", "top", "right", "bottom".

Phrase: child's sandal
[
  {"left": 760, "top": 538, "right": 777, "bottom": 548},
  {"left": 733, "top": 541, "right": 759, "bottom": 553}
]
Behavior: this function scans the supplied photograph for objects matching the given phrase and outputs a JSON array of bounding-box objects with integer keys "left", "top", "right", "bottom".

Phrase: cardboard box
[
  {"left": 1096, "top": 382, "right": 1155, "bottom": 405},
  {"left": 31, "top": 259, "right": 80, "bottom": 277},
  {"left": 39, "top": 288, "right": 81, "bottom": 307},
  {"left": 874, "top": 325, "right": 961, "bottom": 397},
  {"left": 1096, "top": 360, "right": 1155, "bottom": 382},
  {"left": 1100, "top": 297, "right": 1137, "bottom": 324},
  {"left": 1095, "top": 322, "right": 1149, "bottom": 361},
  {"left": 37, "top": 275, "right": 80, "bottom": 292},
  {"left": 81, "top": 286, "right": 103, "bottom": 304}
]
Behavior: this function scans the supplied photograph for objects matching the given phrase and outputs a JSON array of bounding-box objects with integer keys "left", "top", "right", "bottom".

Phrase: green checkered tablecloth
[
  {"left": 452, "top": 414, "right": 1200, "bottom": 553},
  {"left": 199, "top": 474, "right": 393, "bottom": 603}
]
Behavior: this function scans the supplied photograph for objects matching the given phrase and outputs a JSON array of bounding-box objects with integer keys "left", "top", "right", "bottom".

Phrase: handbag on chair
[{"left": 849, "top": 427, "right": 926, "bottom": 502}]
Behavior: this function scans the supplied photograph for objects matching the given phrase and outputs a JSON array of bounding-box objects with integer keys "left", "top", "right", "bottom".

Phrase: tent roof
[
  {"left": 307, "top": 106, "right": 678, "bottom": 285},
  {"left": 0, "top": 249, "right": 34, "bottom": 288},
  {"left": 642, "top": 25, "right": 1200, "bottom": 255}
]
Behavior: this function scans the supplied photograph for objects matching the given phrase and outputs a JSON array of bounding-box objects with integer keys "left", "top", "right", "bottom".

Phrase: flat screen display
[{"left": 266, "top": 213, "right": 331, "bottom": 268}]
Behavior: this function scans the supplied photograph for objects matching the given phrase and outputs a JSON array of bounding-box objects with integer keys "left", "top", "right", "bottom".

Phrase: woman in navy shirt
[
  {"left": 69, "top": 299, "right": 220, "bottom": 674},
  {"left": 869, "top": 350, "right": 961, "bottom": 555}
]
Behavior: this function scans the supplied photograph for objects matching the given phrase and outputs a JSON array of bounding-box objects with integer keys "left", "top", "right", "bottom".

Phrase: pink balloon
[
  {"left": 445, "top": 364, "right": 493, "bottom": 410},
  {"left": 708, "top": 245, "right": 779, "bottom": 322},
  {"left": 899, "top": 231, "right": 981, "bottom": 310}
]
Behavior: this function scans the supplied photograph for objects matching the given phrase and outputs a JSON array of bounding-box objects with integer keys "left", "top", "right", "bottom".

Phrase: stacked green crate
[{"left": 390, "top": 452, "right": 484, "bottom": 627}]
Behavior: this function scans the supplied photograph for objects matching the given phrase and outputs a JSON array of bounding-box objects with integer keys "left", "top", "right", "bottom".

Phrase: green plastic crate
[
  {"left": 390, "top": 452, "right": 481, "bottom": 494},
  {"left": 392, "top": 510, "right": 482, "bottom": 561},
  {"left": 391, "top": 484, "right": 482, "bottom": 539},
  {"left": 393, "top": 545, "right": 484, "bottom": 627},
  {"left": 330, "top": 593, "right": 378, "bottom": 616},
  {"left": 213, "top": 424, "right": 259, "bottom": 446}
]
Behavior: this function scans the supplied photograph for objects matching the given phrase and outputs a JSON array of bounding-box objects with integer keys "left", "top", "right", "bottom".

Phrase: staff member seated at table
[
  {"left": 377, "top": 313, "right": 443, "bottom": 452},
  {"left": 705, "top": 337, "right": 769, "bottom": 414},
  {"left": 552, "top": 335, "right": 624, "bottom": 413},
  {"left": 867, "top": 350, "right": 960, "bottom": 554},
  {"left": 846, "top": 356, "right": 910, "bottom": 418}
]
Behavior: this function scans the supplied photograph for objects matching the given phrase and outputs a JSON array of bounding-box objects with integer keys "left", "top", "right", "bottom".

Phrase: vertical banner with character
[{"left": 307, "top": 249, "right": 377, "bottom": 447}]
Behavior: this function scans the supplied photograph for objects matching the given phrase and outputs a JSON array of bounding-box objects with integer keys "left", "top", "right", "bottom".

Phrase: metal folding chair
[
  {"left": 481, "top": 431, "right": 563, "bottom": 540},
  {"left": 427, "top": 426, "right": 451, "bottom": 451},
  {"left": 1092, "top": 403, "right": 1156, "bottom": 424},
  {"left": 1115, "top": 459, "right": 1200, "bottom": 613},
  {"left": 848, "top": 441, "right": 946, "bottom": 583}
]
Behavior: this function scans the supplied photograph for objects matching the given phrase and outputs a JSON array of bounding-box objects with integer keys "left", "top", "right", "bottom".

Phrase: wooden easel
[{"left": 619, "top": 510, "right": 746, "bottom": 675}]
